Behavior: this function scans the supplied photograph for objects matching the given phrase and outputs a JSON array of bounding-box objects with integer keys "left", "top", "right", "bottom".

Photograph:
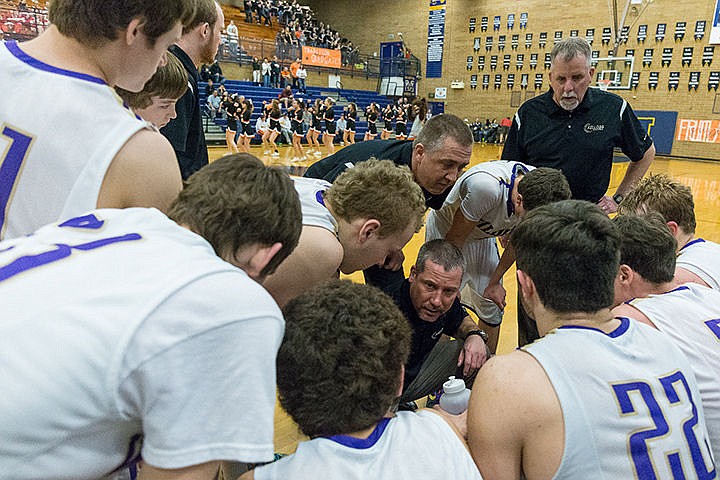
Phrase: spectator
[
  {"left": 206, "top": 89, "right": 221, "bottom": 118},
  {"left": 252, "top": 56, "right": 261, "bottom": 85},
  {"left": 261, "top": 57, "right": 271, "bottom": 87},
  {"left": 296, "top": 62, "right": 307, "bottom": 93},
  {"left": 209, "top": 59, "right": 224, "bottom": 85},
  {"left": 278, "top": 84, "right": 294, "bottom": 108},
  {"left": 290, "top": 57, "right": 301, "bottom": 88},
  {"left": 280, "top": 66, "right": 292, "bottom": 88},
  {"left": 270, "top": 55, "right": 281, "bottom": 87}
]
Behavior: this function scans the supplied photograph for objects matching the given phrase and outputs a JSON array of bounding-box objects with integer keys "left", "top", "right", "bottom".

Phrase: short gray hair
[
  {"left": 550, "top": 37, "right": 591, "bottom": 68},
  {"left": 413, "top": 113, "right": 473, "bottom": 152},
  {"left": 415, "top": 239, "right": 465, "bottom": 274}
]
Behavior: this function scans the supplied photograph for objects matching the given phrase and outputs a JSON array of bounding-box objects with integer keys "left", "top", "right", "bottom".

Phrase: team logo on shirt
[{"left": 584, "top": 123, "right": 605, "bottom": 133}]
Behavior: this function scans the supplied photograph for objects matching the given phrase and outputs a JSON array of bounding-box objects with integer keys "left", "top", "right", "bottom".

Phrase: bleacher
[{"left": 200, "top": 80, "right": 395, "bottom": 144}]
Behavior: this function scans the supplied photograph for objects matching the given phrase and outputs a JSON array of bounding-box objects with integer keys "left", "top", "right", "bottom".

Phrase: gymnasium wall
[{"left": 307, "top": 0, "right": 720, "bottom": 160}]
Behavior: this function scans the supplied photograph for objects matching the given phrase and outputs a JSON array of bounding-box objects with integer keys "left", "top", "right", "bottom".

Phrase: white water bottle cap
[{"left": 443, "top": 376, "right": 466, "bottom": 394}]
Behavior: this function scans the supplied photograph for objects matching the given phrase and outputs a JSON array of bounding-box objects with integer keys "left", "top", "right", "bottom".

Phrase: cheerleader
[
  {"left": 223, "top": 94, "right": 240, "bottom": 154},
  {"left": 263, "top": 99, "right": 282, "bottom": 156},
  {"left": 343, "top": 102, "right": 357, "bottom": 145},
  {"left": 237, "top": 99, "right": 255, "bottom": 153},
  {"left": 322, "top": 97, "right": 336, "bottom": 155},
  {"left": 363, "top": 103, "right": 379, "bottom": 141},
  {"left": 290, "top": 99, "right": 306, "bottom": 161},
  {"left": 380, "top": 103, "right": 394, "bottom": 140}
]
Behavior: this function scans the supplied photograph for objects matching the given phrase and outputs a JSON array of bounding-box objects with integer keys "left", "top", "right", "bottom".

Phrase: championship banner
[
  {"left": 426, "top": 0, "right": 446, "bottom": 78},
  {"left": 676, "top": 118, "right": 720, "bottom": 144},
  {"left": 302, "top": 46, "right": 341, "bottom": 68},
  {"left": 711, "top": 0, "right": 720, "bottom": 44}
]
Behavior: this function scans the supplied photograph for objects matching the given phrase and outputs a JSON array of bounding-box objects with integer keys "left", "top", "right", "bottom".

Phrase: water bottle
[{"left": 439, "top": 376, "right": 471, "bottom": 415}]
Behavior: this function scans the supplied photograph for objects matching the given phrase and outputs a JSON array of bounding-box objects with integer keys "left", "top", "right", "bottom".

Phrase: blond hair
[
  {"left": 325, "top": 159, "right": 425, "bottom": 237},
  {"left": 618, "top": 174, "right": 696, "bottom": 234}
]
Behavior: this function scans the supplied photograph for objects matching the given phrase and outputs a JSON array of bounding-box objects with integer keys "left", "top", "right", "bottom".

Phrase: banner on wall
[
  {"left": 302, "top": 46, "right": 341, "bottom": 68},
  {"left": 426, "top": 0, "right": 446, "bottom": 78},
  {"left": 676, "top": 118, "right": 720, "bottom": 143},
  {"left": 711, "top": 0, "right": 720, "bottom": 43},
  {"left": 635, "top": 110, "right": 678, "bottom": 155}
]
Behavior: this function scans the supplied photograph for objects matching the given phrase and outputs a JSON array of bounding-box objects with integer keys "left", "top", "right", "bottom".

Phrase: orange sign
[
  {"left": 676, "top": 118, "right": 720, "bottom": 143},
  {"left": 302, "top": 46, "right": 341, "bottom": 68}
]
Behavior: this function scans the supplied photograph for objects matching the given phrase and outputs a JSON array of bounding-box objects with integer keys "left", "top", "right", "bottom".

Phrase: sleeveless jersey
[
  {"left": 0, "top": 41, "right": 150, "bottom": 240},
  {"left": 628, "top": 283, "right": 720, "bottom": 460},
  {"left": 293, "top": 177, "right": 337, "bottom": 234},
  {"left": 524, "top": 317, "right": 716, "bottom": 479},
  {"left": 0, "top": 208, "right": 283, "bottom": 479},
  {"left": 253, "top": 410, "right": 481, "bottom": 480},
  {"left": 677, "top": 238, "right": 720, "bottom": 289},
  {"left": 427, "top": 160, "right": 533, "bottom": 240}
]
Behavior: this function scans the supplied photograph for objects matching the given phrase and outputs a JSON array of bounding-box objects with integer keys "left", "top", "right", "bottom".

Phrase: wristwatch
[
  {"left": 466, "top": 329, "right": 488, "bottom": 342},
  {"left": 612, "top": 192, "right": 625, "bottom": 205}
]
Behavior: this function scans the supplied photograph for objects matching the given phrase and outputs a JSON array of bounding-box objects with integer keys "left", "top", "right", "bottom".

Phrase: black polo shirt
[
  {"left": 303, "top": 140, "right": 450, "bottom": 210},
  {"left": 386, "top": 279, "right": 466, "bottom": 386},
  {"left": 160, "top": 45, "right": 208, "bottom": 180},
  {"left": 501, "top": 88, "right": 653, "bottom": 202}
]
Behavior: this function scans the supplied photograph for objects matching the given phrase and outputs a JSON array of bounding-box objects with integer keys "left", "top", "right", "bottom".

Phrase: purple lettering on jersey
[
  {"left": 705, "top": 318, "right": 720, "bottom": 340},
  {"left": 0, "top": 233, "right": 142, "bottom": 283},
  {"left": 0, "top": 127, "right": 34, "bottom": 235}
]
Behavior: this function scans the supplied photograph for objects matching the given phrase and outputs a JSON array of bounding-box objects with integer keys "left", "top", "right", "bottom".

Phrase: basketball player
[
  {"left": 467, "top": 200, "right": 715, "bottom": 479},
  {"left": 425, "top": 163, "right": 571, "bottom": 352},
  {"left": 161, "top": 0, "right": 225, "bottom": 179},
  {"left": 0, "top": 0, "right": 193, "bottom": 240},
  {"left": 0, "top": 154, "right": 302, "bottom": 480},
  {"left": 618, "top": 173, "right": 720, "bottom": 290},
  {"left": 612, "top": 213, "right": 720, "bottom": 460},
  {"left": 264, "top": 159, "right": 426, "bottom": 307},
  {"left": 242, "top": 280, "right": 481, "bottom": 480},
  {"left": 116, "top": 54, "right": 187, "bottom": 129}
]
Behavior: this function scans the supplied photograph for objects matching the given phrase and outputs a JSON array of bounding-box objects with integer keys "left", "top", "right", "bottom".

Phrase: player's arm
[
  {"left": 237, "top": 470, "right": 255, "bottom": 480},
  {"left": 483, "top": 240, "right": 515, "bottom": 309},
  {"left": 614, "top": 142, "right": 655, "bottom": 199},
  {"left": 444, "top": 209, "right": 476, "bottom": 249},
  {"left": 139, "top": 461, "right": 221, "bottom": 480},
  {"left": 612, "top": 303, "right": 657, "bottom": 328},
  {"left": 97, "top": 130, "right": 182, "bottom": 213},
  {"left": 263, "top": 226, "right": 343, "bottom": 308},
  {"left": 455, "top": 314, "right": 489, "bottom": 375},
  {"left": 468, "top": 351, "right": 562, "bottom": 480}
]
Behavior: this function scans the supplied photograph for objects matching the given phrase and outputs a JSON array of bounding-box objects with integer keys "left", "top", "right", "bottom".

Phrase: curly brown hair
[
  {"left": 324, "top": 159, "right": 425, "bottom": 237},
  {"left": 168, "top": 154, "right": 302, "bottom": 276},
  {"left": 278, "top": 280, "right": 411, "bottom": 438}
]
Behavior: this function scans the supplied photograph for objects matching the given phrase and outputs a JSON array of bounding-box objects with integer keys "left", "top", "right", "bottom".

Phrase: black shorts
[
  {"left": 395, "top": 122, "right": 407, "bottom": 136},
  {"left": 293, "top": 121, "right": 304, "bottom": 135},
  {"left": 269, "top": 119, "right": 281, "bottom": 133},
  {"left": 241, "top": 121, "right": 254, "bottom": 137},
  {"left": 226, "top": 117, "right": 237, "bottom": 132},
  {"left": 346, "top": 119, "right": 356, "bottom": 132},
  {"left": 324, "top": 120, "right": 336, "bottom": 135},
  {"left": 368, "top": 123, "right": 377, "bottom": 135}
]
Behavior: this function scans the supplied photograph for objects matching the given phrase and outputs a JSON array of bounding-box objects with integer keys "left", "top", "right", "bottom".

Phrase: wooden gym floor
[{"left": 209, "top": 143, "right": 720, "bottom": 454}]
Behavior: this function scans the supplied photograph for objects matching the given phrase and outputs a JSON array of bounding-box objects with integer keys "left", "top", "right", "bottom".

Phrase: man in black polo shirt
[
  {"left": 501, "top": 36, "right": 655, "bottom": 345},
  {"left": 305, "top": 113, "right": 473, "bottom": 287},
  {"left": 386, "top": 240, "right": 489, "bottom": 404},
  {"left": 161, "top": 0, "right": 224, "bottom": 180}
]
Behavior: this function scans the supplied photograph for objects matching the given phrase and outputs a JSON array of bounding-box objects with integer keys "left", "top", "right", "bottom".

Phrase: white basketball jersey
[
  {"left": 0, "top": 209, "right": 283, "bottom": 479},
  {"left": 426, "top": 160, "right": 533, "bottom": 241},
  {"left": 293, "top": 176, "right": 337, "bottom": 233},
  {"left": 677, "top": 238, "right": 720, "bottom": 289},
  {"left": 0, "top": 41, "right": 149, "bottom": 240},
  {"left": 253, "top": 410, "right": 481, "bottom": 480},
  {"left": 629, "top": 284, "right": 720, "bottom": 461},
  {"left": 525, "top": 317, "right": 716, "bottom": 479}
]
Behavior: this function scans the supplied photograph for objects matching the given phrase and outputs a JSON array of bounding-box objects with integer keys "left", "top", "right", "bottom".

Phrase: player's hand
[
  {"left": 482, "top": 283, "right": 507, "bottom": 309},
  {"left": 458, "top": 335, "right": 488, "bottom": 376},
  {"left": 597, "top": 195, "right": 618, "bottom": 215},
  {"left": 381, "top": 249, "right": 405, "bottom": 271}
]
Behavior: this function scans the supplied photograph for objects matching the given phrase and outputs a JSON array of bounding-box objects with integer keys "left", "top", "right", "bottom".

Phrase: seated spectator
[
  {"left": 278, "top": 84, "right": 294, "bottom": 108},
  {"left": 279, "top": 112, "right": 293, "bottom": 145},
  {"left": 209, "top": 59, "right": 224, "bottom": 85},
  {"left": 206, "top": 89, "right": 222, "bottom": 119},
  {"left": 115, "top": 54, "right": 188, "bottom": 129},
  {"left": 242, "top": 280, "right": 481, "bottom": 480}
]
